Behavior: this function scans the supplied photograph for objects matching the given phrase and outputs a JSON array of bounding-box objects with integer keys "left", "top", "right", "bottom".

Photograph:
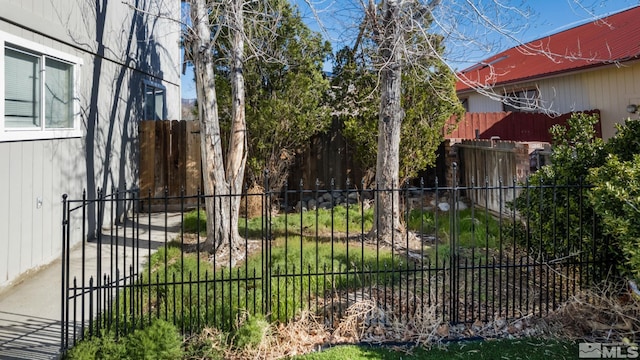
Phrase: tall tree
[
  {"left": 314, "top": 0, "right": 603, "bottom": 241},
  {"left": 185, "top": 0, "right": 331, "bottom": 261},
  {"left": 355, "top": 0, "right": 446, "bottom": 239},
  {"left": 334, "top": 34, "right": 463, "bottom": 187},
  {"left": 215, "top": 0, "right": 332, "bottom": 191},
  {"left": 186, "top": 0, "right": 248, "bottom": 263}
]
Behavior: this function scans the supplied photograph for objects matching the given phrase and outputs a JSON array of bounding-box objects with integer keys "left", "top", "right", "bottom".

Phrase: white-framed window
[
  {"left": 503, "top": 89, "right": 539, "bottom": 112},
  {"left": 144, "top": 80, "right": 165, "bottom": 120},
  {"left": 0, "top": 31, "right": 82, "bottom": 142},
  {"left": 460, "top": 97, "right": 469, "bottom": 112}
]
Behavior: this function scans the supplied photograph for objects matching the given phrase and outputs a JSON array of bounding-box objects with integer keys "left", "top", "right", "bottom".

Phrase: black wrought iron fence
[{"left": 60, "top": 172, "right": 613, "bottom": 352}]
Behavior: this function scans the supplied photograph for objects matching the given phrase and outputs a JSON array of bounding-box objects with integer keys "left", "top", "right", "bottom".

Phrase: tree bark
[
  {"left": 225, "top": 0, "right": 248, "bottom": 262},
  {"left": 190, "top": 0, "right": 245, "bottom": 264},
  {"left": 370, "top": 0, "right": 404, "bottom": 241}
]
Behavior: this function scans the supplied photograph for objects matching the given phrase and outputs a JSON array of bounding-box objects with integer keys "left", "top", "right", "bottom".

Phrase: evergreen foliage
[
  {"left": 588, "top": 120, "right": 640, "bottom": 278},
  {"left": 214, "top": 0, "right": 332, "bottom": 189},
  {"left": 513, "top": 114, "right": 640, "bottom": 278},
  {"left": 330, "top": 30, "right": 464, "bottom": 185}
]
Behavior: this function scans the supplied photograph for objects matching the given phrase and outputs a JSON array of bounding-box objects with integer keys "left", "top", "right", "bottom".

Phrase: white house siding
[
  {"left": 465, "top": 93, "right": 504, "bottom": 113},
  {"left": 578, "top": 62, "right": 640, "bottom": 139},
  {"left": 0, "top": 139, "right": 84, "bottom": 286},
  {"left": 463, "top": 61, "right": 640, "bottom": 140},
  {"left": 537, "top": 64, "right": 640, "bottom": 139},
  {"left": 0, "top": 0, "right": 180, "bottom": 288}
]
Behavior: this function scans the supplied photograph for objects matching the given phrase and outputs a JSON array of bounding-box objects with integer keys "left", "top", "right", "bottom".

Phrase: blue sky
[{"left": 181, "top": 0, "right": 639, "bottom": 99}]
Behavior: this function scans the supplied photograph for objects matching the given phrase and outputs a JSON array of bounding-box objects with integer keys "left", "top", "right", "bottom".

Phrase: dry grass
[
  {"left": 240, "top": 184, "right": 264, "bottom": 219},
  {"left": 190, "top": 299, "right": 548, "bottom": 359},
  {"left": 188, "top": 279, "right": 640, "bottom": 359},
  {"left": 539, "top": 280, "right": 640, "bottom": 344}
]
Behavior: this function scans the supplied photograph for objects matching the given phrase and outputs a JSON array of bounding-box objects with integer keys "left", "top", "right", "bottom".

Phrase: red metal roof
[{"left": 456, "top": 6, "right": 640, "bottom": 92}]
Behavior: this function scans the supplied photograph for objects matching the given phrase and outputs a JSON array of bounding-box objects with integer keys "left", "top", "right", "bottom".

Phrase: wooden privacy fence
[
  {"left": 447, "top": 110, "right": 602, "bottom": 142},
  {"left": 455, "top": 139, "right": 551, "bottom": 214},
  {"left": 139, "top": 120, "right": 202, "bottom": 210}
]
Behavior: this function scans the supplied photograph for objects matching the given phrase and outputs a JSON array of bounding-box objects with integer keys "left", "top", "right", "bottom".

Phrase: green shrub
[
  {"left": 64, "top": 331, "right": 125, "bottom": 360},
  {"left": 604, "top": 118, "right": 640, "bottom": 161},
  {"left": 588, "top": 153, "right": 640, "bottom": 277},
  {"left": 124, "top": 319, "right": 183, "bottom": 360},
  {"left": 513, "top": 115, "right": 640, "bottom": 279},
  {"left": 233, "top": 315, "right": 270, "bottom": 349},
  {"left": 511, "top": 112, "right": 607, "bottom": 265}
]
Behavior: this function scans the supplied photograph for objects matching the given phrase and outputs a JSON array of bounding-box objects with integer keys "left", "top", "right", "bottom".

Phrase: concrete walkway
[{"left": 0, "top": 213, "right": 183, "bottom": 360}]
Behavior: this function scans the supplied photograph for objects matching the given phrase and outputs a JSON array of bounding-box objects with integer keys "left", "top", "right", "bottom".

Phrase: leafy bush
[
  {"left": 604, "top": 117, "right": 640, "bottom": 161},
  {"left": 65, "top": 320, "right": 182, "bottom": 360},
  {"left": 64, "top": 331, "right": 125, "bottom": 360},
  {"left": 233, "top": 315, "right": 270, "bottom": 349},
  {"left": 125, "top": 319, "right": 183, "bottom": 360},
  {"left": 513, "top": 115, "right": 640, "bottom": 277},
  {"left": 588, "top": 154, "right": 640, "bottom": 278},
  {"left": 511, "top": 112, "right": 606, "bottom": 262}
]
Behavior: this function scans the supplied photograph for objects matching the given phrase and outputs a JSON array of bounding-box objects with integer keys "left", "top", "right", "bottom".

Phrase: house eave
[{"left": 457, "top": 56, "right": 640, "bottom": 95}]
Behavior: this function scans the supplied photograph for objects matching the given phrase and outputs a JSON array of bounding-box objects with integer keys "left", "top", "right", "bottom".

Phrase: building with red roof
[{"left": 455, "top": 5, "right": 640, "bottom": 140}]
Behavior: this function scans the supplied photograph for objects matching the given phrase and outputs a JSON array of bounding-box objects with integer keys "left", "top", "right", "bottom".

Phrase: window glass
[
  {"left": 154, "top": 88, "right": 164, "bottom": 120},
  {"left": 45, "top": 58, "right": 73, "bottom": 129},
  {"left": 460, "top": 98, "right": 469, "bottom": 112},
  {"left": 503, "top": 89, "right": 539, "bottom": 112},
  {"left": 0, "top": 32, "right": 81, "bottom": 141},
  {"left": 145, "top": 84, "right": 164, "bottom": 120},
  {"left": 5, "top": 48, "right": 41, "bottom": 128}
]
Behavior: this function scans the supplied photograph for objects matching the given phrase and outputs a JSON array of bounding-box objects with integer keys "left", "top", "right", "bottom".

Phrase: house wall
[
  {"left": 463, "top": 61, "right": 640, "bottom": 140},
  {"left": 0, "top": 0, "right": 180, "bottom": 289},
  {"left": 464, "top": 93, "right": 504, "bottom": 113}
]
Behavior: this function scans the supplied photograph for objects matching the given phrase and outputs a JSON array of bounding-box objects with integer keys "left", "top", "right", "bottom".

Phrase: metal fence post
[
  {"left": 60, "top": 194, "right": 68, "bottom": 353},
  {"left": 450, "top": 162, "right": 459, "bottom": 324},
  {"left": 263, "top": 170, "right": 272, "bottom": 319}
]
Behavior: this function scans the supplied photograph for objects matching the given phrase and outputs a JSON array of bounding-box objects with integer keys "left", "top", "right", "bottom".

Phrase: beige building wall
[{"left": 462, "top": 60, "right": 640, "bottom": 140}]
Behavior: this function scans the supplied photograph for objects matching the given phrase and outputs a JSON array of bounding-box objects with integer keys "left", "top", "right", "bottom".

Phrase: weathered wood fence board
[
  {"left": 139, "top": 120, "right": 201, "bottom": 210},
  {"left": 455, "top": 140, "right": 551, "bottom": 214},
  {"left": 446, "top": 110, "right": 601, "bottom": 142}
]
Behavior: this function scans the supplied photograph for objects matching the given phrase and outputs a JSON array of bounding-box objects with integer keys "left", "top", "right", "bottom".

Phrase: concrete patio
[{"left": 0, "top": 212, "right": 183, "bottom": 359}]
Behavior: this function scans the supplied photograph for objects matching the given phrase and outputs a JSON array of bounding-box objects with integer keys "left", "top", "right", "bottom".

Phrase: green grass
[
  {"left": 292, "top": 338, "right": 577, "bottom": 359},
  {"left": 239, "top": 205, "right": 375, "bottom": 238},
  {"left": 406, "top": 209, "right": 502, "bottom": 247},
  {"left": 186, "top": 205, "right": 505, "bottom": 250},
  {"left": 101, "top": 205, "right": 513, "bottom": 343},
  {"left": 182, "top": 209, "right": 207, "bottom": 234},
  {"left": 103, "top": 235, "right": 402, "bottom": 335},
  {"left": 181, "top": 205, "right": 375, "bottom": 237}
]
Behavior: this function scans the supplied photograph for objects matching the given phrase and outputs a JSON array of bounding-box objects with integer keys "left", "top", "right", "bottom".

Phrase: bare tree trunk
[
  {"left": 370, "top": 0, "right": 404, "bottom": 241},
  {"left": 190, "top": 0, "right": 245, "bottom": 264},
  {"left": 225, "top": 0, "right": 248, "bottom": 262}
]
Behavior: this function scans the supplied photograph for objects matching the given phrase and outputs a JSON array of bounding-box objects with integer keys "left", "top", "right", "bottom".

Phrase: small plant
[
  {"left": 233, "top": 314, "right": 270, "bottom": 349},
  {"left": 125, "top": 319, "right": 184, "bottom": 360},
  {"left": 64, "top": 331, "right": 125, "bottom": 360},
  {"left": 65, "top": 321, "right": 182, "bottom": 360},
  {"left": 183, "top": 209, "right": 207, "bottom": 234}
]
